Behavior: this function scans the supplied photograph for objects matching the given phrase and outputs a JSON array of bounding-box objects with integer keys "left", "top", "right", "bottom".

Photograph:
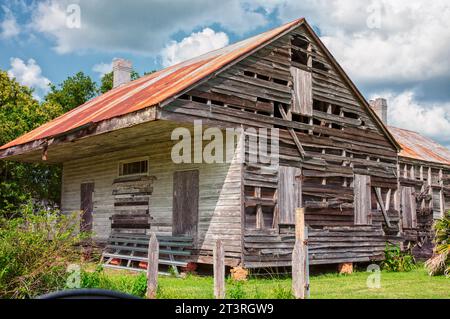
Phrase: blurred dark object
[{"left": 38, "top": 289, "right": 141, "bottom": 299}]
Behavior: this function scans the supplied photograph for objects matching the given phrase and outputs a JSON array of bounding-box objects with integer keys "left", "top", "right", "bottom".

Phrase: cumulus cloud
[
  {"left": 1, "top": 6, "right": 20, "bottom": 38},
  {"left": 161, "top": 28, "right": 229, "bottom": 67},
  {"left": 261, "top": 0, "right": 450, "bottom": 86},
  {"left": 30, "top": 0, "right": 267, "bottom": 55},
  {"left": 7, "top": 58, "right": 51, "bottom": 99},
  {"left": 371, "top": 90, "right": 450, "bottom": 148},
  {"left": 92, "top": 62, "right": 112, "bottom": 77}
]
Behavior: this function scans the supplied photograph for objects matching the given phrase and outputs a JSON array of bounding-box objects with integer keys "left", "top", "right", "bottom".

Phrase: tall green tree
[
  {"left": 1, "top": 70, "right": 101, "bottom": 215},
  {"left": 99, "top": 70, "right": 141, "bottom": 94},
  {"left": 0, "top": 71, "right": 63, "bottom": 215},
  {"left": 44, "top": 72, "right": 98, "bottom": 112}
]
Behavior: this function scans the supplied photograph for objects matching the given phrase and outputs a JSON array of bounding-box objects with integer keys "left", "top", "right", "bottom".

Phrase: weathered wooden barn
[{"left": 1, "top": 18, "right": 449, "bottom": 269}]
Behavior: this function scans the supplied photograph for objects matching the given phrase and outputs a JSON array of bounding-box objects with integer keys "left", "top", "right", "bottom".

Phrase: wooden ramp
[{"left": 101, "top": 233, "right": 193, "bottom": 274}]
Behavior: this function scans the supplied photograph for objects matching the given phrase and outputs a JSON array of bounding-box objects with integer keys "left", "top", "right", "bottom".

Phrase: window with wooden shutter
[
  {"left": 401, "top": 186, "right": 417, "bottom": 229},
  {"left": 278, "top": 166, "right": 302, "bottom": 224},
  {"left": 354, "top": 174, "right": 372, "bottom": 225},
  {"left": 290, "top": 67, "right": 313, "bottom": 116}
]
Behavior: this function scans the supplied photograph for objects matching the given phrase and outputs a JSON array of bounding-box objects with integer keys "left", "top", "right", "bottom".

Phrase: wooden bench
[{"left": 101, "top": 233, "right": 193, "bottom": 274}]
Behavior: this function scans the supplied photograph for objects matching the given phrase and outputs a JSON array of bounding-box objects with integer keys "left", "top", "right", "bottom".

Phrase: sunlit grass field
[{"left": 96, "top": 266, "right": 449, "bottom": 299}]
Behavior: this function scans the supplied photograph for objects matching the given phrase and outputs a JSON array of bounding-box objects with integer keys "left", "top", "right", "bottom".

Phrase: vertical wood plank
[
  {"left": 385, "top": 189, "right": 392, "bottom": 212},
  {"left": 80, "top": 182, "right": 95, "bottom": 232},
  {"left": 295, "top": 208, "right": 305, "bottom": 242},
  {"left": 354, "top": 174, "right": 372, "bottom": 225},
  {"left": 290, "top": 67, "right": 313, "bottom": 116},
  {"left": 439, "top": 169, "right": 445, "bottom": 218},
  {"left": 292, "top": 208, "right": 308, "bottom": 299},
  {"left": 214, "top": 240, "right": 225, "bottom": 299},
  {"left": 375, "top": 187, "right": 391, "bottom": 228},
  {"left": 304, "top": 226, "right": 310, "bottom": 298},
  {"left": 292, "top": 241, "right": 305, "bottom": 299},
  {"left": 173, "top": 170, "right": 199, "bottom": 237},
  {"left": 146, "top": 233, "right": 159, "bottom": 299},
  {"left": 428, "top": 167, "right": 433, "bottom": 210},
  {"left": 278, "top": 166, "right": 302, "bottom": 224}
]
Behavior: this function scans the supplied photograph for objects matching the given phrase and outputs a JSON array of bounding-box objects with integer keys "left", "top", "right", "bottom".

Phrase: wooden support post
[
  {"left": 439, "top": 169, "right": 445, "bottom": 218},
  {"left": 295, "top": 208, "right": 305, "bottom": 242},
  {"left": 292, "top": 208, "right": 309, "bottom": 299},
  {"left": 375, "top": 187, "right": 392, "bottom": 228},
  {"left": 214, "top": 240, "right": 225, "bottom": 299},
  {"left": 277, "top": 104, "right": 306, "bottom": 159},
  {"left": 146, "top": 233, "right": 159, "bottom": 299}
]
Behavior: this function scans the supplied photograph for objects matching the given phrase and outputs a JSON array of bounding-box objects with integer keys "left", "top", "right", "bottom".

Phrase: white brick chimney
[
  {"left": 113, "top": 58, "right": 132, "bottom": 88},
  {"left": 369, "top": 98, "right": 388, "bottom": 124}
]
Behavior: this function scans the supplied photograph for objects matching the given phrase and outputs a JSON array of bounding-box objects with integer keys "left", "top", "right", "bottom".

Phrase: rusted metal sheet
[
  {"left": 0, "top": 18, "right": 304, "bottom": 151},
  {"left": 389, "top": 126, "right": 450, "bottom": 165}
]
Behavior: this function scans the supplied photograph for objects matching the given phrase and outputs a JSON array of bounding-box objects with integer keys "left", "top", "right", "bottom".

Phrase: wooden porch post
[
  {"left": 147, "top": 233, "right": 159, "bottom": 299},
  {"left": 292, "top": 207, "right": 309, "bottom": 299},
  {"left": 214, "top": 239, "right": 225, "bottom": 299}
]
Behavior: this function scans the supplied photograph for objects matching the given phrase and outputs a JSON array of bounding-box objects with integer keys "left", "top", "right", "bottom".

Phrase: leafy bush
[
  {"left": 227, "top": 279, "right": 246, "bottom": 299},
  {"left": 425, "top": 211, "right": 450, "bottom": 276},
  {"left": 381, "top": 244, "right": 415, "bottom": 272},
  {"left": 0, "top": 204, "right": 85, "bottom": 298}
]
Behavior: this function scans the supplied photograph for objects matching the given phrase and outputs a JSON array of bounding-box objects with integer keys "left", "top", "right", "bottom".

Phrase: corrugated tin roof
[
  {"left": 388, "top": 126, "right": 450, "bottom": 165},
  {"left": 0, "top": 18, "right": 304, "bottom": 151}
]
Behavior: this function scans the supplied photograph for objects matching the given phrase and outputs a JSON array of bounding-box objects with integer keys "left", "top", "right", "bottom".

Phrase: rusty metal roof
[
  {"left": 0, "top": 18, "right": 304, "bottom": 151},
  {"left": 388, "top": 126, "right": 450, "bottom": 165}
]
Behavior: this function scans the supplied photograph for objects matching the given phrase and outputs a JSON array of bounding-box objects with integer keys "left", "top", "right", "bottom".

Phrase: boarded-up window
[
  {"left": 401, "top": 187, "right": 417, "bottom": 228},
  {"left": 80, "top": 182, "right": 94, "bottom": 232},
  {"left": 290, "top": 67, "right": 312, "bottom": 116},
  {"left": 354, "top": 174, "right": 372, "bottom": 225},
  {"left": 278, "top": 166, "right": 302, "bottom": 224},
  {"left": 173, "top": 170, "right": 199, "bottom": 237}
]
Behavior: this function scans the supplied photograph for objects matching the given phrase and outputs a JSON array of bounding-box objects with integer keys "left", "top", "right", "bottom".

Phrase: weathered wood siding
[
  {"left": 61, "top": 122, "right": 243, "bottom": 264},
  {"left": 397, "top": 159, "right": 450, "bottom": 258},
  {"left": 156, "top": 24, "right": 401, "bottom": 266}
]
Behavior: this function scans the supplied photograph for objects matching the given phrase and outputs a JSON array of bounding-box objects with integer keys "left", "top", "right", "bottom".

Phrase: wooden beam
[
  {"left": 292, "top": 208, "right": 309, "bottom": 299},
  {"left": 277, "top": 104, "right": 306, "bottom": 159},
  {"left": 374, "top": 187, "right": 392, "bottom": 228},
  {"left": 385, "top": 189, "right": 392, "bottom": 212}
]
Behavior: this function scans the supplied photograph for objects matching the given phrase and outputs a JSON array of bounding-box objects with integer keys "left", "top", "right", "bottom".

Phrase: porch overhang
[{"left": 0, "top": 107, "right": 157, "bottom": 164}]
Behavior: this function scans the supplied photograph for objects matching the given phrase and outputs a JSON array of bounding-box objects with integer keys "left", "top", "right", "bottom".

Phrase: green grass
[{"left": 92, "top": 266, "right": 449, "bottom": 299}]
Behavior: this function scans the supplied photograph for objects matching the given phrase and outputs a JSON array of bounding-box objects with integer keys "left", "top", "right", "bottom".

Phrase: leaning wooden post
[
  {"left": 292, "top": 207, "right": 309, "bottom": 299},
  {"left": 214, "top": 239, "right": 225, "bottom": 299},
  {"left": 147, "top": 233, "right": 159, "bottom": 299}
]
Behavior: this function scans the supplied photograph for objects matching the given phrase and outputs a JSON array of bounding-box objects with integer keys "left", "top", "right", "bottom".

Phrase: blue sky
[{"left": 1, "top": 0, "right": 449, "bottom": 148}]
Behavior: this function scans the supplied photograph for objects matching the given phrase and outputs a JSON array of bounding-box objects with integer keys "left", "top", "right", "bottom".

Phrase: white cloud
[
  {"left": 1, "top": 6, "right": 20, "bottom": 38},
  {"left": 161, "top": 28, "right": 229, "bottom": 67},
  {"left": 261, "top": 0, "right": 450, "bottom": 85},
  {"left": 30, "top": 0, "right": 267, "bottom": 55},
  {"left": 371, "top": 90, "right": 450, "bottom": 148},
  {"left": 7, "top": 58, "right": 51, "bottom": 99},
  {"left": 92, "top": 62, "right": 112, "bottom": 77}
]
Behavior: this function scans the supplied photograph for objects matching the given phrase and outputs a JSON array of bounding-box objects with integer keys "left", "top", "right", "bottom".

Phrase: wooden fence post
[
  {"left": 292, "top": 207, "right": 309, "bottom": 299},
  {"left": 147, "top": 233, "right": 159, "bottom": 299},
  {"left": 214, "top": 239, "right": 225, "bottom": 299}
]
